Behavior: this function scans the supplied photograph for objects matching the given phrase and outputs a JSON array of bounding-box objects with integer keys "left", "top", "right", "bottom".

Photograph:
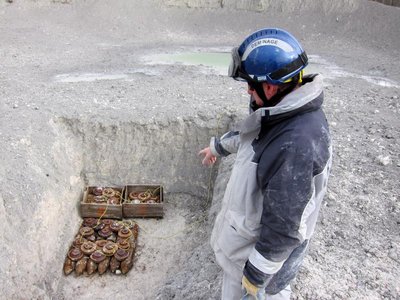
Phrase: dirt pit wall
[
  {"left": 165, "top": 0, "right": 362, "bottom": 13},
  {"left": 52, "top": 116, "right": 221, "bottom": 196},
  {"left": 1, "top": 113, "right": 234, "bottom": 299}
]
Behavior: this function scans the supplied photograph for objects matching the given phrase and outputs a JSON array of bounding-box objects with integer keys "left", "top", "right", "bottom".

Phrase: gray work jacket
[{"left": 210, "top": 74, "right": 332, "bottom": 292}]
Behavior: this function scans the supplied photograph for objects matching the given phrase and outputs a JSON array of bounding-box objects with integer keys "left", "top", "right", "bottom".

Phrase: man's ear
[{"left": 263, "top": 83, "right": 279, "bottom": 100}]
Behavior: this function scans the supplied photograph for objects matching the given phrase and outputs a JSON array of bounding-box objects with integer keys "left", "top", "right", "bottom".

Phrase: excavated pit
[
  {"left": 18, "top": 116, "right": 231, "bottom": 299},
  {"left": 48, "top": 118, "right": 230, "bottom": 299}
]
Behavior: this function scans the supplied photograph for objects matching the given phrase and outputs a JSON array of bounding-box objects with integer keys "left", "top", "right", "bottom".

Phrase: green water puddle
[
  {"left": 53, "top": 51, "right": 399, "bottom": 88},
  {"left": 146, "top": 52, "right": 231, "bottom": 75}
]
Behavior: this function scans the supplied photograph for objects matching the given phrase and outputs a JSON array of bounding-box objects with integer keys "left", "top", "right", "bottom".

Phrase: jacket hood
[{"left": 241, "top": 74, "right": 324, "bottom": 134}]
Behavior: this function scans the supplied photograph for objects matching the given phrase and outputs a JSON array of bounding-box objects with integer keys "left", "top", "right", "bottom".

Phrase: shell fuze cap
[{"left": 228, "top": 28, "right": 308, "bottom": 85}]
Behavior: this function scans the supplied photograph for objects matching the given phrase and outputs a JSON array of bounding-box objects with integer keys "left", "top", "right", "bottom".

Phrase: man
[{"left": 199, "top": 28, "right": 332, "bottom": 299}]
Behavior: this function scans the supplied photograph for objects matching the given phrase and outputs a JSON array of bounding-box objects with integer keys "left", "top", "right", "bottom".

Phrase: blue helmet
[{"left": 228, "top": 28, "right": 308, "bottom": 85}]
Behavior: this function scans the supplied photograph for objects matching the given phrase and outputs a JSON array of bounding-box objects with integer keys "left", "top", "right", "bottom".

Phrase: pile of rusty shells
[
  {"left": 125, "top": 190, "right": 160, "bottom": 204},
  {"left": 63, "top": 218, "right": 139, "bottom": 276},
  {"left": 86, "top": 187, "right": 122, "bottom": 205}
]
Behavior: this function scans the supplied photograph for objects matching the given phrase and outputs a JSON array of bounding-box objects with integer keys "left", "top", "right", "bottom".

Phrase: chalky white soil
[{"left": 0, "top": 0, "right": 399, "bottom": 299}]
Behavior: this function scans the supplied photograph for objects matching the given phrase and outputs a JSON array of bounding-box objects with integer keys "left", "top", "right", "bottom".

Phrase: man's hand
[
  {"left": 242, "top": 275, "right": 260, "bottom": 298},
  {"left": 198, "top": 147, "right": 217, "bottom": 166}
]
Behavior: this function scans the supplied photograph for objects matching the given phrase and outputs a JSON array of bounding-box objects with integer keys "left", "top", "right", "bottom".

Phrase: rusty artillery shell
[
  {"left": 63, "top": 257, "right": 75, "bottom": 275},
  {"left": 120, "top": 250, "right": 134, "bottom": 274},
  {"left": 75, "top": 256, "right": 88, "bottom": 276},
  {"left": 98, "top": 257, "right": 110, "bottom": 275},
  {"left": 86, "top": 259, "right": 98, "bottom": 275},
  {"left": 109, "top": 256, "right": 120, "bottom": 273}
]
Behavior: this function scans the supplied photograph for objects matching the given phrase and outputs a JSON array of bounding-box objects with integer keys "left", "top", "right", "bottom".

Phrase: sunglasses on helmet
[{"left": 228, "top": 46, "right": 308, "bottom": 84}]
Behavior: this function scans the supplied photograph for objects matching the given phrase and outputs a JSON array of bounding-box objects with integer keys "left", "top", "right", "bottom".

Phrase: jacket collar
[{"left": 241, "top": 74, "right": 324, "bottom": 134}]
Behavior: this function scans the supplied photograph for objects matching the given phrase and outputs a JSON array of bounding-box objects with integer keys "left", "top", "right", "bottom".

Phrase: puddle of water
[
  {"left": 53, "top": 51, "right": 399, "bottom": 89},
  {"left": 144, "top": 51, "right": 398, "bottom": 88},
  {"left": 143, "top": 52, "right": 231, "bottom": 75}
]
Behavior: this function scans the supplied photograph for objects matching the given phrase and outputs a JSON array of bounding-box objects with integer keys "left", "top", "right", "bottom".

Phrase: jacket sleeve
[
  {"left": 244, "top": 140, "right": 315, "bottom": 286},
  {"left": 209, "top": 131, "right": 240, "bottom": 157}
]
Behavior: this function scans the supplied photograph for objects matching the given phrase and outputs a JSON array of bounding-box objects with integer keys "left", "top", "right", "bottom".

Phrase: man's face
[
  {"left": 247, "top": 82, "right": 279, "bottom": 107},
  {"left": 247, "top": 83, "right": 264, "bottom": 107}
]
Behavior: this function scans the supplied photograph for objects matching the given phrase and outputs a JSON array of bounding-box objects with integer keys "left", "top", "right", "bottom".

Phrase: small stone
[
  {"left": 115, "top": 269, "right": 121, "bottom": 275},
  {"left": 334, "top": 230, "right": 345, "bottom": 239},
  {"left": 327, "top": 192, "right": 337, "bottom": 201},
  {"left": 376, "top": 155, "right": 391, "bottom": 166},
  {"left": 13, "top": 104, "right": 18, "bottom": 109}
]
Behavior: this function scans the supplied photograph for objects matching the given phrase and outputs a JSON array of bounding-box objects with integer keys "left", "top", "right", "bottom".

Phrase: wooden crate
[
  {"left": 123, "top": 184, "right": 164, "bottom": 218},
  {"left": 80, "top": 186, "right": 124, "bottom": 219}
]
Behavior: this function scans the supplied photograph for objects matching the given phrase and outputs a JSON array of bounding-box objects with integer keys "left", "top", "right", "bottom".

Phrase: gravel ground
[{"left": 0, "top": 0, "right": 399, "bottom": 299}]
